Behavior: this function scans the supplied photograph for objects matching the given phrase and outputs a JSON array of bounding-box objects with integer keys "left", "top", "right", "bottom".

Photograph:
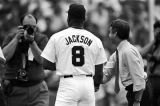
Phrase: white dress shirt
[{"left": 104, "top": 40, "right": 146, "bottom": 91}]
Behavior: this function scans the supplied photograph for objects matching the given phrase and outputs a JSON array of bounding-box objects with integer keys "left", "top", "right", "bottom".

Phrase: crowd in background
[{"left": 0, "top": 0, "right": 160, "bottom": 106}]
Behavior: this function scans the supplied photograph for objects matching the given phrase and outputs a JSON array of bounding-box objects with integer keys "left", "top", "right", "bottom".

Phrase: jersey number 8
[{"left": 72, "top": 46, "right": 84, "bottom": 66}]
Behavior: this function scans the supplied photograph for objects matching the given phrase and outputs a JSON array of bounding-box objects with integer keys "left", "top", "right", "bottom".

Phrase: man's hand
[
  {"left": 133, "top": 89, "right": 144, "bottom": 106},
  {"left": 102, "top": 74, "right": 112, "bottom": 84},
  {"left": 133, "top": 101, "right": 140, "bottom": 106},
  {"left": 144, "top": 72, "right": 148, "bottom": 82},
  {"left": 102, "top": 75, "right": 108, "bottom": 84},
  {"left": 15, "top": 27, "right": 24, "bottom": 40}
]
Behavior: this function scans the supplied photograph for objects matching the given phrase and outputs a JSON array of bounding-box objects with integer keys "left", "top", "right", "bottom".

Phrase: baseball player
[{"left": 41, "top": 3, "right": 107, "bottom": 106}]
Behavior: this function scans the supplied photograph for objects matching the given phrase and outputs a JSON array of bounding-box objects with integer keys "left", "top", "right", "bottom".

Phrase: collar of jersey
[{"left": 71, "top": 26, "right": 83, "bottom": 29}]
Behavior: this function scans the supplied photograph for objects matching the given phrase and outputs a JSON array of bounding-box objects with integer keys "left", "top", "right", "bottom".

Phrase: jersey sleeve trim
[
  {"left": 41, "top": 52, "right": 56, "bottom": 63},
  {"left": 95, "top": 58, "right": 107, "bottom": 65}
]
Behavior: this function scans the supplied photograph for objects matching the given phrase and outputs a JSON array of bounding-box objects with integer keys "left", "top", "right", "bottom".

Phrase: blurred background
[{"left": 0, "top": 0, "right": 160, "bottom": 106}]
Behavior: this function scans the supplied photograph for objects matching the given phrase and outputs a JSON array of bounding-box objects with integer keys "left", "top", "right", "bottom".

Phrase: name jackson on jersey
[{"left": 65, "top": 35, "right": 93, "bottom": 46}]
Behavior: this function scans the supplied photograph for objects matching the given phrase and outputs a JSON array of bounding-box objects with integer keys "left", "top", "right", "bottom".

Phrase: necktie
[{"left": 114, "top": 49, "right": 120, "bottom": 93}]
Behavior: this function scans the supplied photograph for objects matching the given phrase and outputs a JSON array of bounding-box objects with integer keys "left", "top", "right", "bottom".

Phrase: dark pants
[
  {"left": 148, "top": 76, "right": 160, "bottom": 106},
  {"left": 125, "top": 84, "right": 143, "bottom": 106},
  {"left": 140, "top": 81, "right": 151, "bottom": 106},
  {"left": 125, "top": 84, "right": 135, "bottom": 106},
  {"left": 5, "top": 81, "right": 49, "bottom": 106},
  {"left": 0, "top": 87, "right": 6, "bottom": 106}
]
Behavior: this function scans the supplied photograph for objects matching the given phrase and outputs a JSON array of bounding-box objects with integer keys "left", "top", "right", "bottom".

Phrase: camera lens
[{"left": 27, "top": 27, "right": 34, "bottom": 35}]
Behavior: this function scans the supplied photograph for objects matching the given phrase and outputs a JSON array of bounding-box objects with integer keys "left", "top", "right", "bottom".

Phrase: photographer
[
  {"left": 2, "top": 14, "right": 49, "bottom": 106},
  {"left": 140, "top": 20, "right": 160, "bottom": 106}
]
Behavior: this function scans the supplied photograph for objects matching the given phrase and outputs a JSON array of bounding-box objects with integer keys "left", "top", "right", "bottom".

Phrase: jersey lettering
[{"left": 65, "top": 35, "right": 93, "bottom": 46}]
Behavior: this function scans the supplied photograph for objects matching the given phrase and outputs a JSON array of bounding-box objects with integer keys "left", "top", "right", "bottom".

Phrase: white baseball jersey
[{"left": 41, "top": 27, "right": 107, "bottom": 76}]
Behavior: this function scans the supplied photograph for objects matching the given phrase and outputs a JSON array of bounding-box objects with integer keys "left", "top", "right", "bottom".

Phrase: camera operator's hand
[{"left": 15, "top": 27, "right": 25, "bottom": 40}]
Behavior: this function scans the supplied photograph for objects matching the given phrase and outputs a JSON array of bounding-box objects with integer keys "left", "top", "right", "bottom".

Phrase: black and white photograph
[{"left": 0, "top": 0, "right": 159, "bottom": 106}]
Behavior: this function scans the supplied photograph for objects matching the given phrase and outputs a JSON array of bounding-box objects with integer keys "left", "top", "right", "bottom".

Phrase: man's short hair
[
  {"left": 20, "top": 13, "right": 37, "bottom": 25},
  {"left": 154, "top": 20, "right": 160, "bottom": 29},
  {"left": 110, "top": 19, "right": 130, "bottom": 40},
  {"left": 68, "top": 3, "right": 86, "bottom": 21}
]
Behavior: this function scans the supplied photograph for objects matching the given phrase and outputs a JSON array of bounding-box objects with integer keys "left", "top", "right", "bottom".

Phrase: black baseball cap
[{"left": 68, "top": 3, "right": 86, "bottom": 20}]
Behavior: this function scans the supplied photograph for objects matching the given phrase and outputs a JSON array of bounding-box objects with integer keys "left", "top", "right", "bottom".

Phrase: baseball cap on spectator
[{"left": 68, "top": 3, "right": 86, "bottom": 21}]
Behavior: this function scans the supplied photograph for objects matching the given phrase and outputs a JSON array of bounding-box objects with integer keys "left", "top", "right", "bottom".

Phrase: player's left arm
[
  {"left": 43, "top": 59, "right": 56, "bottom": 71},
  {"left": 94, "top": 63, "right": 103, "bottom": 92},
  {"left": 94, "top": 40, "right": 107, "bottom": 92}
]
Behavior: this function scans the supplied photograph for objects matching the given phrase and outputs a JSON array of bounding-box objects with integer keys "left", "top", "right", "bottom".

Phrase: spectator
[{"left": 140, "top": 20, "right": 160, "bottom": 106}]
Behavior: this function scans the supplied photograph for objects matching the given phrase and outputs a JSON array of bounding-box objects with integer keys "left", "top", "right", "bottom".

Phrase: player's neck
[
  {"left": 71, "top": 25, "right": 83, "bottom": 29},
  {"left": 68, "top": 21, "right": 84, "bottom": 29}
]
